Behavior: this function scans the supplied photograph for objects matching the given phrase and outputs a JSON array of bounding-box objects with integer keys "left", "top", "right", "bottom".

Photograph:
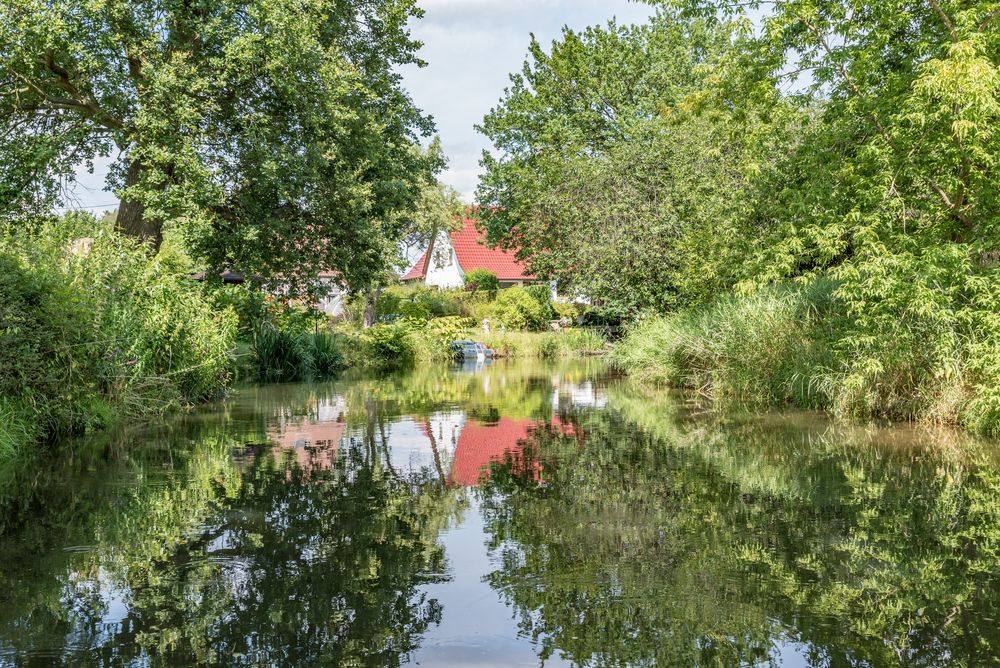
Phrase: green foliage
[
  {"left": 0, "top": 212, "right": 236, "bottom": 452},
  {"left": 0, "top": 382, "right": 464, "bottom": 665},
  {"left": 481, "top": 1, "right": 1000, "bottom": 433},
  {"left": 360, "top": 285, "right": 472, "bottom": 324},
  {"left": 615, "top": 281, "right": 840, "bottom": 408},
  {"left": 399, "top": 139, "right": 465, "bottom": 266},
  {"left": 480, "top": 330, "right": 606, "bottom": 359},
  {"left": 365, "top": 325, "right": 417, "bottom": 369},
  {"left": 477, "top": 380, "right": 1000, "bottom": 666},
  {"left": 477, "top": 12, "right": 787, "bottom": 317},
  {"left": 492, "top": 287, "right": 550, "bottom": 332},
  {"left": 464, "top": 268, "right": 499, "bottom": 293},
  {"left": 251, "top": 324, "right": 309, "bottom": 383},
  {"left": 306, "top": 332, "right": 345, "bottom": 379},
  {"left": 536, "top": 335, "right": 561, "bottom": 359},
  {"left": 0, "top": 0, "right": 436, "bottom": 291},
  {"left": 250, "top": 323, "right": 344, "bottom": 383},
  {"left": 524, "top": 283, "right": 555, "bottom": 318},
  {"left": 561, "top": 328, "right": 607, "bottom": 355},
  {"left": 426, "top": 316, "right": 476, "bottom": 342},
  {"left": 616, "top": 277, "right": 999, "bottom": 432}
]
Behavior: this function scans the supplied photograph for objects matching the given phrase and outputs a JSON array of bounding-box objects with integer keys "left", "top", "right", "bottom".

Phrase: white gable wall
[{"left": 424, "top": 229, "right": 465, "bottom": 289}]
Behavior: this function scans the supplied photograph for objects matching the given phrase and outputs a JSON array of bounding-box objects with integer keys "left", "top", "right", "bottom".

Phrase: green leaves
[
  {"left": 477, "top": 11, "right": 777, "bottom": 317},
  {"left": 0, "top": 0, "right": 435, "bottom": 290}
]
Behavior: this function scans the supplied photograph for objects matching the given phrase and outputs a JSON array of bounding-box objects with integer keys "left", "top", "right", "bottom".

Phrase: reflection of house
[
  {"left": 401, "top": 217, "right": 547, "bottom": 290},
  {"left": 448, "top": 418, "right": 535, "bottom": 487},
  {"left": 266, "top": 397, "right": 347, "bottom": 473},
  {"left": 418, "top": 414, "right": 577, "bottom": 487},
  {"left": 553, "top": 379, "right": 609, "bottom": 410}
]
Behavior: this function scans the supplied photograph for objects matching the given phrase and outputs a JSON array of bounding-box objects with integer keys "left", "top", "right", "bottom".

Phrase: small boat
[{"left": 450, "top": 340, "right": 493, "bottom": 362}]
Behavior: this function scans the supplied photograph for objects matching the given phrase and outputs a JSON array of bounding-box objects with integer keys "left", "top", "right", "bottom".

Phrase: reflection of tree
[
  {"left": 106, "top": 442, "right": 461, "bottom": 666},
  {"left": 478, "top": 388, "right": 1000, "bottom": 667},
  {"left": 0, "top": 388, "right": 465, "bottom": 666},
  {"left": 337, "top": 359, "right": 606, "bottom": 425}
]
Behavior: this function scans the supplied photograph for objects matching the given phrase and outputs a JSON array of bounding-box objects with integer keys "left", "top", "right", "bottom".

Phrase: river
[{"left": 1, "top": 359, "right": 999, "bottom": 666}]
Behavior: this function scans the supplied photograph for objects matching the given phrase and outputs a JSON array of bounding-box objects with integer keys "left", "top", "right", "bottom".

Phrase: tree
[
  {"left": 656, "top": 0, "right": 1000, "bottom": 430},
  {"left": 476, "top": 12, "right": 796, "bottom": 315},
  {"left": 0, "top": 0, "right": 436, "bottom": 290},
  {"left": 361, "top": 137, "right": 462, "bottom": 326}
]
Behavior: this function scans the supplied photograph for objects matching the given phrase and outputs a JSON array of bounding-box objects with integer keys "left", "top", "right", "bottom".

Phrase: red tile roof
[{"left": 401, "top": 216, "right": 537, "bottom": 282}]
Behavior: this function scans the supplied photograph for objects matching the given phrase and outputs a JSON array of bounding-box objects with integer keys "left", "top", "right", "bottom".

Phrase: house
[
  {"left": 400, "top": 216, "right": 546, "bottom": 290},
  {"left": 190, "top": 269, "right": 347, "bottom": 318}
]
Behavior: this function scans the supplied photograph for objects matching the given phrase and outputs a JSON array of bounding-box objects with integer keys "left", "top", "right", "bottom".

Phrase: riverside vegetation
[
  {"left": 477, "top": 1, "right": 1000, "bottom": 436},
  {"left": 0, "top": 0, "right": 593, "bottom": 456},
  {"left": 0, "top": 213, "right": 604, "bottom": 457}
]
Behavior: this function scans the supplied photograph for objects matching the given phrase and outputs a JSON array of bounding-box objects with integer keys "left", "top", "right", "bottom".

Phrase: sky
[
  {"left": 65, "top": 0, "right": 655, "bottom": 211},
  {"left": 401, "top": 0, "right": 655, "bottom": 201}
]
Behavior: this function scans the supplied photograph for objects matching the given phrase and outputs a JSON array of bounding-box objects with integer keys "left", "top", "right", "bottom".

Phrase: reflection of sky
[
  {"left": 409, "top": 497, "right": 572, "bottom": 668},
  {"left": 12, "top": 364, "right": 904, "bottom": 668}
]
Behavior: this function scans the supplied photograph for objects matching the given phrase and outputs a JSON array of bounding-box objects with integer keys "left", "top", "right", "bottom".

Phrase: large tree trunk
[
  {"left": 116, "top": 159, "right": 163, "bottom": 251},
  {"left": 363, "top": 287, "right": 382, "bottom": 329}
]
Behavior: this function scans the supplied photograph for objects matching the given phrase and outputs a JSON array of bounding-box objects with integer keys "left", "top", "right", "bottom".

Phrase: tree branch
[
  {"left": 38, "top": 50, "right": 125, "bottom": 131},
  {"left": 978, "top": 8, "right": 1000, "bottom": 31},
  {"left": 801, "top": 17, "right": 970, "bottom": 228},
  {"left": 928, "top": 0, "right": 958, "bottom": 42}
]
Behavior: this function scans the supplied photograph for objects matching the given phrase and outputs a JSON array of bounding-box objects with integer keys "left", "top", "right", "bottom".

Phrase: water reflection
[
  {"left": 480, "top": 384, "right": 1000, "bottom": 666},
  {"left": 0, "top": 360, "right": 998, "bottom": 666}
]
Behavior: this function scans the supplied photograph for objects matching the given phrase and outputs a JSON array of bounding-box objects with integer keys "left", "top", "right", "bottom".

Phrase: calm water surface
[{"left": 2, "top": 360, "right": 1000, "bottom": 667}]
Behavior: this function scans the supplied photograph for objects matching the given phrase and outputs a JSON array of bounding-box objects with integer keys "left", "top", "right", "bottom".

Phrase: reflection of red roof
[
  {"left": 449, "top": 418, "right": 532, "bottom": 487},
  {"left": 401, "top": 217, "right": 537, "bottom": 282}
]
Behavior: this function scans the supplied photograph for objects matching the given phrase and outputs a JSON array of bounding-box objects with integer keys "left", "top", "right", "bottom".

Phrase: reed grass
[
  {"left": 614, "top": 279, "right": 1000, "bottom": 436},
  {"left": 481, "top": 329, "right": 607, "bottom": 359}
]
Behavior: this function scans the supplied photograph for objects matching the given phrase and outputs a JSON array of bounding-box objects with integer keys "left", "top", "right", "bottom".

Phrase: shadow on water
[{"left": 1, "top": 358, "right": 999, "bottom": 666}]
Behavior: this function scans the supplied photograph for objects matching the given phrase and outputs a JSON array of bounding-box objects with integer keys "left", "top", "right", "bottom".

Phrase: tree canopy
[
  {"left": 1, "top": 0, "right": 437, "bottom": 289},
  {"left": 478, "top": 0, "right": 1000, "bottom": 431},
  {"left": 476, "top": 12, "right": 799, "bottom": 314}
]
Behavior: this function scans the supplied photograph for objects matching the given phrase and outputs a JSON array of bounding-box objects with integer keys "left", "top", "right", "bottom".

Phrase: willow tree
[{"left": 0, "top": 0, "right": 436, "bottom": 289}]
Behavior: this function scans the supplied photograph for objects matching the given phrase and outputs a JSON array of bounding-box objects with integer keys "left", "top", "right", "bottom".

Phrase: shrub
[
  {"left": 613, "top": 276, "right": 1000, "bottom": 435},
  {"left": 525, "top": 283, "right": 555, "bottom": 315},
  {"left": 464, "top": 268, "right": 499, "bottom": 293},
  {"left": 492, "top": 287, "right": 550, "bottom": 331},
  {"left": 365, "top": 325, "right": 416, "bottom": 369},
  {"left": 537, "top": 335, "right": 561, "bottom": 359},
  {"left": 249, "top": 323, "right": 344, "bottom": 383},
  {"left": 251, "top": 323, "right": 309, "bottom": 382},
  {"left": 0, "top": 212, "right": 237, "bottom": 452},
  {"left": 304, "top": 332, "right": 345, "bottom": 379},
  {"left": 427, "top": 316, "right": 476, "bottom": 341},
  {"left": 614, "top": 281, "right": 839, "bottom": 408},
  {"left": 391, "top": 316, "right": 477, "bottom": 364},
  {"left": 365, "top": 285, "right": 470, "bottom": 323}
]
